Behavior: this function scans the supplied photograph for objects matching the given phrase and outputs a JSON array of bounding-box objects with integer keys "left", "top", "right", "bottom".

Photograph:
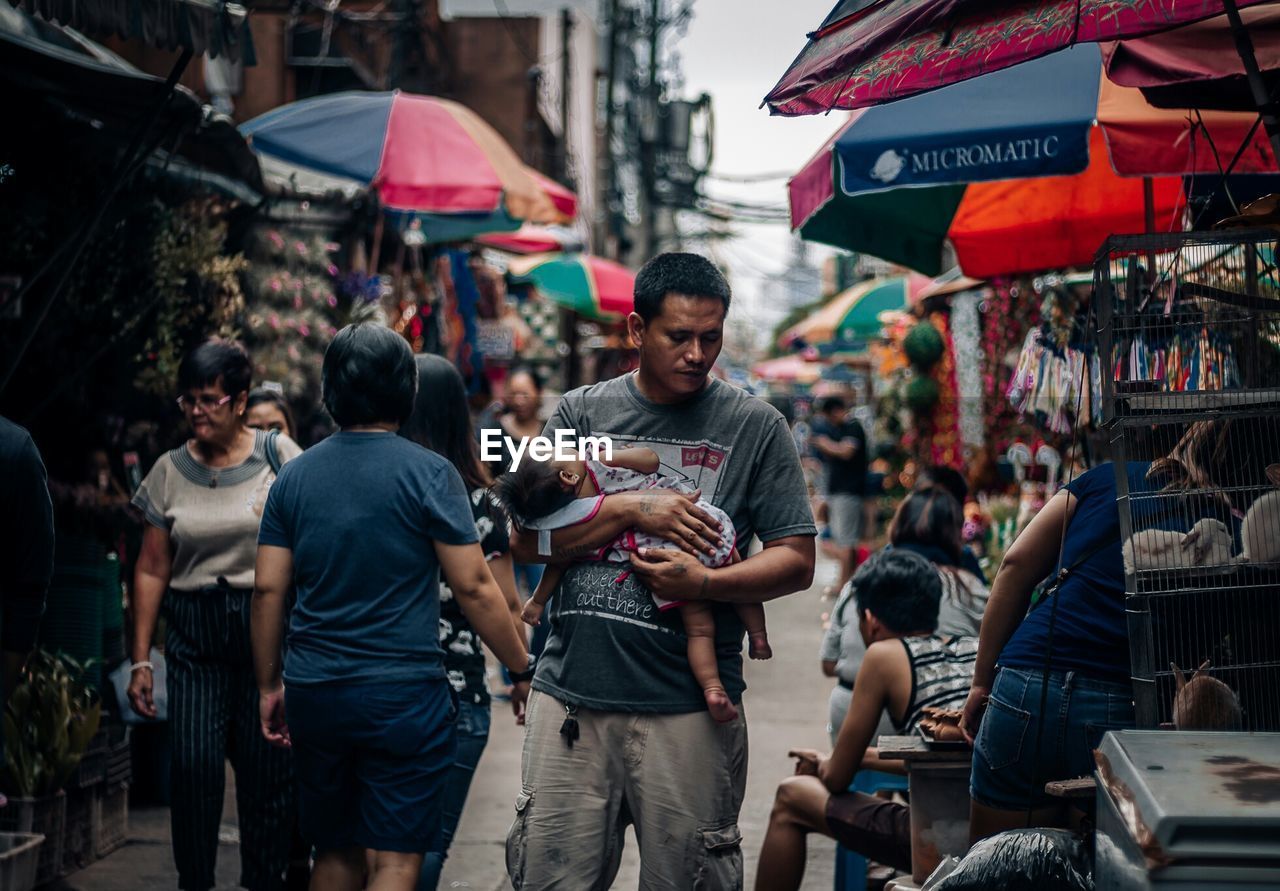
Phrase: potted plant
[{"left": 1, "top": 650, "right": 102, "bottom": 883}]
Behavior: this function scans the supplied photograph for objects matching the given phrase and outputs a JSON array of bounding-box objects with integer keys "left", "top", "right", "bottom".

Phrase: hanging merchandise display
[
  {"left": 981, "top": 279, "right": 1042, "bottom": 444},
  {"left": 1118, "top": 325, "right": 1241, "bottom": 392},
  {"left": 243, "top": 220, "right": 379, "bottom": 426},
  {"left": 927, "top": 311, "right": 963, "bottom": 468},
  {"left": 1005, "top": 279, "right": 1103, "bottom": 435},
  {"left": 1006, "top": 330, "right": 1102, "bottom": 434}
]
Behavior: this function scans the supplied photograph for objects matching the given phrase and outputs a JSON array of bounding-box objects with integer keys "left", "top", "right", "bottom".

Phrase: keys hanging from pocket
[{"left": 559, "top": 702, "right": 580, "bottom": 748}]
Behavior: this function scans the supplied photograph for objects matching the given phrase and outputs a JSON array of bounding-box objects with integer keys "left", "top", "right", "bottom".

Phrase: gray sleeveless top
[{"left": 894, "top": 634, "right": 979, "bottom": 734}]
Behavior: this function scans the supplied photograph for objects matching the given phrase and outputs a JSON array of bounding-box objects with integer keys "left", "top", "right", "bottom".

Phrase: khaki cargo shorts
[{"left": 506, "top": 690, "right": 748, "bottom": 890}]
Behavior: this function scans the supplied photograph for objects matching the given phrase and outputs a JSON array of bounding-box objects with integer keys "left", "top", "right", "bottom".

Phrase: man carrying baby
[{"left": 504, "top": 252, "right": 816, "bottom": 890}]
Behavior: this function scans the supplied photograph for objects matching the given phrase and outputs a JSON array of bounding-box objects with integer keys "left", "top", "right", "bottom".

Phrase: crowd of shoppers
[{"left": 12, "top": 250, "right": 1234, "bottom": 891}]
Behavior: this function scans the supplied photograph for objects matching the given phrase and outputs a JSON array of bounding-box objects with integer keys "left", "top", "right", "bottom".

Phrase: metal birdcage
[{"left": 1094, "top": 228, "right": 1280, "bottom": 732}]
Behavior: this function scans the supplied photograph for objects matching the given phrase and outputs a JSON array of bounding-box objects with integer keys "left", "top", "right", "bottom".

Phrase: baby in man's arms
[{"left": 494, "top": 445, "right": 770, "bottom": 722}]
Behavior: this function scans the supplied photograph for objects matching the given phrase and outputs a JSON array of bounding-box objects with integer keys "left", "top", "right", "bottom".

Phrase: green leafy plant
[
  {"left": 134, "top": 197, "right": 247, "bottom": 396},
  {"left": 2, "top": 650, "right": 102, "bottom": 799}
]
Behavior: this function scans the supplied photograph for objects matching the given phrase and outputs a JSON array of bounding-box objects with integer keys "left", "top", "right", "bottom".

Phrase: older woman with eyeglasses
[{"left": 129, "top": 339, "right": 302, "bottom": 891}]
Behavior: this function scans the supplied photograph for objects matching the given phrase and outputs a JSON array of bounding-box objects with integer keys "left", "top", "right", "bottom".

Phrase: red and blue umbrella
[
  {"left": 790, "top": 45, "right": 1277, "bottom": 276},
  {"left": 242, "top": 91, "right": 564, "bottom": 231}
]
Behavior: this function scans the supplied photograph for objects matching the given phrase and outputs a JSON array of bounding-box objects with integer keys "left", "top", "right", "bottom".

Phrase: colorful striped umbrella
[
  {"left": 764, "top": 0, "right": 1271, "bottom": 116},
  {"left": 781, "top": 275, "right": 929, "bottom": 348},
  {"left": 242, "top": 91, "right": 559, "bottom": 222},
  {"left": 790, "top": 46, "right": 1278, "bottom": 277},
  {"left": 507, "top": 253, "right": 636, "bottom": 321}
]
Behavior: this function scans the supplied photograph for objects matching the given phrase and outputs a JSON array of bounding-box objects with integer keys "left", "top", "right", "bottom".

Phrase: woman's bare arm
[
  {"left": 435, "top": 541, "right": 528, "bottom": 672},
  {"left": 127, "top": 524, "right": 172, "bottom": 718},
  {"left": 960, "top": 488, "right": 1077, "bottom": 740}
]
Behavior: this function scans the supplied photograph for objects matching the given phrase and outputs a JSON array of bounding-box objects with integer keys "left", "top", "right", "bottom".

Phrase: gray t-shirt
[
  {"left": 533, "top": 373, "right": 817, "bottom": 712},
  {"left": 132, "top": 430, "right": 302, "bottom": 591}
]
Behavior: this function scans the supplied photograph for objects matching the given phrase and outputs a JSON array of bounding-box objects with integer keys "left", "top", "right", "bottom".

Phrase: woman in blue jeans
[
  {"left": 402, "top": 354, "right": 530, "bottom": 890},
  {"left": 958, "top": 420, "right": 1250, "bottom": 842}
]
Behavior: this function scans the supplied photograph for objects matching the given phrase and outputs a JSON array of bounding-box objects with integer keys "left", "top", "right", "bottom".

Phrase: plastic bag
[{"left": 930, "top": 829, "right": 1092, "bottom": 891}]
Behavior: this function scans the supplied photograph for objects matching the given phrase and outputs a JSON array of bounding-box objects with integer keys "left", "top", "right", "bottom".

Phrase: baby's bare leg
[
  {"left": 679, "top": 601, "right": 739, "bottom": 723},
  {"left": 735, "top": 603, "right": 772, "bottom": 660},
  {"left": 522, "top": 563, "right": 565, "bottom": 626}
]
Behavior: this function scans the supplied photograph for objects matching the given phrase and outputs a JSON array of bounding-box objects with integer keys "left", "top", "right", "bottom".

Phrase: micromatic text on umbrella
[{"left": 480, "top": 428, "right": 614, "bottom": 472}]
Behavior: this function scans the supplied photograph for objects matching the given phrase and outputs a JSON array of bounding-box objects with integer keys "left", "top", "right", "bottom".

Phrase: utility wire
[{"left": 706, "top": 170, "right": 794, "bottom": 183}]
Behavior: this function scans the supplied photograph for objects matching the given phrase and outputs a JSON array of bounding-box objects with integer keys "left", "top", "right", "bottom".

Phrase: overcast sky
[{"left": 675, "top": 0, "right": 845, "bottom": 342}]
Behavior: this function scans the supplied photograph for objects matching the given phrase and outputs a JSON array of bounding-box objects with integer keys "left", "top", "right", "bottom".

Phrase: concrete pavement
[{"left": 59, "top": 558, "right": 842, "bottom": 890}]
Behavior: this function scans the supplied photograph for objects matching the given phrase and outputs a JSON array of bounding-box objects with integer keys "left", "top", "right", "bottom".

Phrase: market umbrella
[
  {"left": 241, "top": 91, "right": 558, "bottom": 224},
  {"left": 752, "top": 355, "right": 824, "bottom": 384},
  {"left": 781, "top": 275, "right": 929, "bottom": 348},
  {"left": 763, "top": 0, "right": 1272, "bottom": 116},
  {"left": 507, "top": 253, "right": 636, "bottom": 321},
  {"left": 1103, "top": 5, "right": 1280, "bottom": 111},
  {"left": 789, "top": 46, "right": 1278, "bottom": 276},
  {"left": 476, "top": 225, "right": 583, "bottom": 255}
]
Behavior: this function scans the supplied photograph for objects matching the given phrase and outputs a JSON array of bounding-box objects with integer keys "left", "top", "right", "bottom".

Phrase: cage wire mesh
[{"left": 1094, "top": 228, "right": 1280, "bottom": 731}]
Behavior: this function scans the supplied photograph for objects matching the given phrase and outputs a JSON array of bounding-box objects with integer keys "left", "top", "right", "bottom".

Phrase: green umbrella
[{"left": 507, "top": 253, "right": 636, "bottom": 321}]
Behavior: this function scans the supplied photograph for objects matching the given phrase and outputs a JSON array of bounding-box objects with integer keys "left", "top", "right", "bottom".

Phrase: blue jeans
[
  {"left": 417, "top": 701, "right": 492, "bottom": 890},
  {"left": 970, "top": 666, "right": 1134, "bottom": 811}
]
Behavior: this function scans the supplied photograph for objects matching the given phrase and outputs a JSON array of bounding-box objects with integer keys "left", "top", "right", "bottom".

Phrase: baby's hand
[{"left": 521, "top": 599, "right": 545, "bottom": 627}]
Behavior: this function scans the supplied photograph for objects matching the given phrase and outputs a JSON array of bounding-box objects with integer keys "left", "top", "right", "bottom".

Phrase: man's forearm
[
  {"left": 702, "top": 539, "right": 815, "bottom": 604},
  {"left": 510, "top": 494, "right": 638, "bottom": 563},
  {"left": 250, "top": 588, "right": 287, "bottom": 692}
]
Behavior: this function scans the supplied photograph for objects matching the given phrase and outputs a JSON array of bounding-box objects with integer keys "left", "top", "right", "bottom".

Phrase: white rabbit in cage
[
  {"left": 1123, "top": 518, "right": 1235, "bottom": 574},
  {"left": 1236, "top": 464, "right": 1280, "bottom": 565}
]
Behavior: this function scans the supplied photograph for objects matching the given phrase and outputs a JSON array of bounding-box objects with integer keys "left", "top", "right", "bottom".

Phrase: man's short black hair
[
  {"left": 492, "top": 460, "right": 575, "bottom": 529},
  {"left": 633, "top": 252, "right": 731, "bottom": 322},
  {"left": 916, "top": 465, "right": 969, "bottom": 505},
  {"left": 321, "top": 323, "right": 417, "bottom": 427},
  {"left": 178, "top": 339, "right": 252, "bottom": 397},
  {"left": 852, "top": 550, "right": 941, "bottom": 634},
  {"left": 817, "top": 396, "right": 846, "bottom": 415}
]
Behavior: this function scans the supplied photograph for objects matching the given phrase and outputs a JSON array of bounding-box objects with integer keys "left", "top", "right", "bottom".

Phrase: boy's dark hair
[
  {"left": 178, "top": 339, "right": 252, "bottom": 397},
  {"left": 915, "top": 465, "right": 969, "bottom": 505},
  {"left": 321, "top": 323, "right": 417, "bottom": 427},
  {"left": 817, "top": 396, "right": 846, "bottom": 415},
  {"left": 492, "top": 460, "right": 576, "bottom": 529},
  {"left": 633, "top": 252, "right": 731, "bottom": 322},
  {"left": 852, "top": 550, "right": 941, "bottom": 634}
]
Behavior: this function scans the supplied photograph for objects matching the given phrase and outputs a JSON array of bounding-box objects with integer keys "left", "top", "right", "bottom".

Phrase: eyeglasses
[{"left": 176, "top": 394, "right": 233, "bottom": 412}]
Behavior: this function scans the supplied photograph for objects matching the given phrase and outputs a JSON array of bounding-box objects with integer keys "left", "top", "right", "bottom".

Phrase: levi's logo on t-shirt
[{"left": 681, "top": 446, "right": 726, "bottom": 469}]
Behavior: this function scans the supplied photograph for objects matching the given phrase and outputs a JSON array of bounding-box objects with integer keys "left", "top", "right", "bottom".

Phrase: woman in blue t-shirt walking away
[{"left": 250, "top": 324, "right": 530, "bottom": 891}]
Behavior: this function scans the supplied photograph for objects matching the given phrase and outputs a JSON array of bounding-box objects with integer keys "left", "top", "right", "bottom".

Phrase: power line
[{"left": 705, "top": 169, "right": 794, "bottom": 183}]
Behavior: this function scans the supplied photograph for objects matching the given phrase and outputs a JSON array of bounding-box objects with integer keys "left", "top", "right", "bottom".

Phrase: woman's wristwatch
[{"left": 509, "top": 654, "right": 537, "bottom": 684}]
